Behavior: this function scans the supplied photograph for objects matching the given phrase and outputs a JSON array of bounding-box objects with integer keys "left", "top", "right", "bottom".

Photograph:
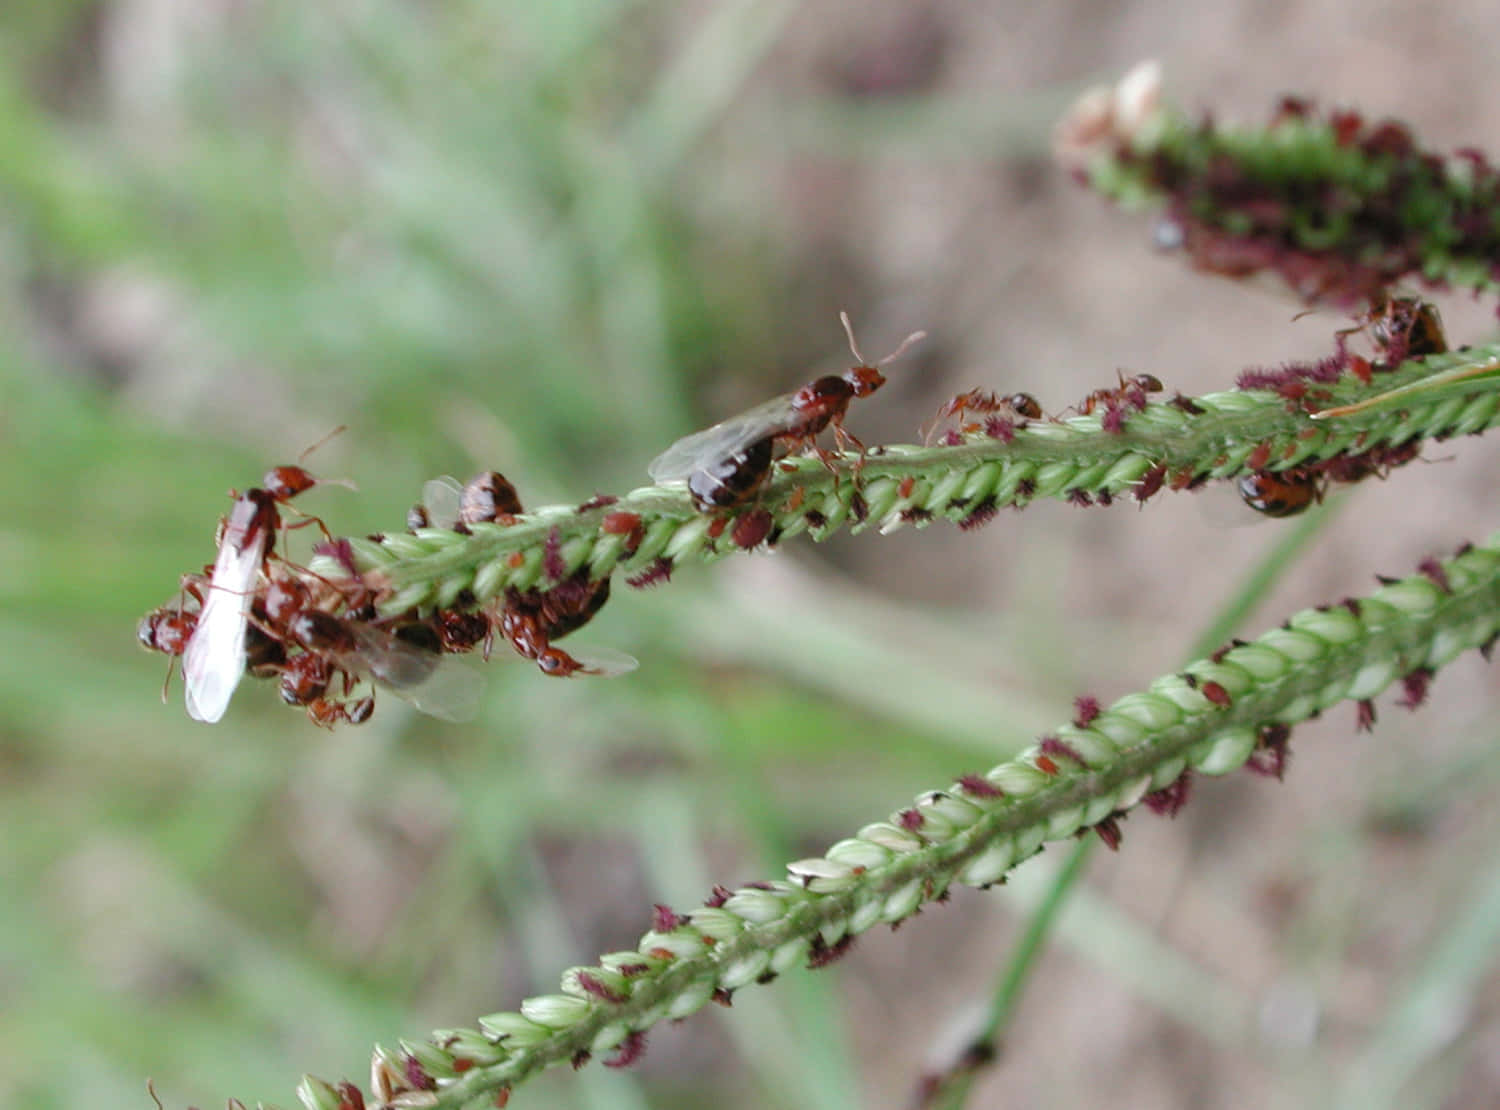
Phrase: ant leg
[
  {"left": 280, "top": 508, "right": 338, "bottom": 546},
  {"left": 159, "top": 655, "right": 179, "bottom": 704}
]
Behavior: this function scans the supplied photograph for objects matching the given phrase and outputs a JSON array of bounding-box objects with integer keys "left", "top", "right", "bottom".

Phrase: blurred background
[{"left": 7, "top": 2, "right": 1500, "bottom": 1107}]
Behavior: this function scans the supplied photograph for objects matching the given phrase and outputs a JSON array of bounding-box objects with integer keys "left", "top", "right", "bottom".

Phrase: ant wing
[
  {"left": 566, "top": 643, "right": 640, "bottom": 678},
  {"left": 345, "top": 623, "right": 483, "bottom": 723},
  {"left": 183, "top": 532, "right": 262, "bottom": 722},
  {"left": 420, "top": 476, "right": 463, "bottom": 529},
  {"left": 380, "top": 656, "right": 483, "bottom": 722},
  {"left": 647, "top": 392, "right": 797, "bottom": 481}
]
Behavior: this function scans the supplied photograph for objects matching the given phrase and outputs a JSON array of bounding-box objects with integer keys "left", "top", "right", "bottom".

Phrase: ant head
[
  {"left": 263, "top": 465, "right": 318, "bottom": 501},
  {"left": 844, "top": 365, "right": 886, "bottom": 397},
  {"left": 263, "top": 426, "right": 358, "bottom": 501},
  {"left": 137, "top": 612, "right": 164, "bottom": 651},
  {"left": 839, "top": 310, "right": 925, "bottom": 389}
]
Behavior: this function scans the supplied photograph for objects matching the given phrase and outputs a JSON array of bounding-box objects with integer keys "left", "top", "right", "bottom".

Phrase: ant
[
  {"left": 181, "top": 430, "right": 353, "bottom": 723},
  {"left": 923, "top": 389, "right": 1044, "bottom": 445},
  {"left": 1075, "top": 371, "right": 1164, "bottom": 417},
  {"left": 1237, "top": 469, "right": 1322, "bottom": 518},
  {"left": 410, "top": 471, "right": 523, "bottom": 533},
  {"left": 276, "top": 609, "right": 480, "bottom": 724},
  {"left": 497, "top": 571, "right": 636, "bottom": 678},
  {"left": 648, "top": 313, "right": 925, "bottom": 511},
  {"left": 1337, "top": 296, "right": 1448, "bottom": 365},
  {"left": 411, "top": 470, "right": 636, "bottom": 678}
]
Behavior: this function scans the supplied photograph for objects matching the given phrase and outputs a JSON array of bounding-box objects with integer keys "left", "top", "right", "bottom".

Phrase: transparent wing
[
  {"left": 567, "top": 644, "right": 640, "bottom": 678},
  {"left": 345, "top": 623, "right": 484, "bottom": 723},
  {"left": 183, "top": 535, "right": 261, "bottom": 722},
  {"left": 421, "top": 476, "right": 463, "bottom": 529},
  {"left": 647, "top": 392, "right": 797, "bottom": 481},
  {"left": 383, "top": 657, "right": 484, "bottom": 722}
]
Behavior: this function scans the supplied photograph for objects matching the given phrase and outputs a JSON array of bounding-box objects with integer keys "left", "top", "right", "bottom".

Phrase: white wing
[
  {"left": 567, "top": 644, "right": 640, "bottom": 678},
  {"left": 183, "top": 534, "right": 262, "bottom": 723},
  {"left": 647, "top": 393, "right": 796, "bottom": 481},
  {"left": 421, "top": 476, "right": 463, "bottom": 529}
]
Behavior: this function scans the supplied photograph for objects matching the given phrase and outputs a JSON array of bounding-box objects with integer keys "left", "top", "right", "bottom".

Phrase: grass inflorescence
[
  {"left": 123, "top": 60, "right": 1500, "bottom": 1110},
  {"left": 295, "top": 533, "right": 1500, "bottom": 1109}
]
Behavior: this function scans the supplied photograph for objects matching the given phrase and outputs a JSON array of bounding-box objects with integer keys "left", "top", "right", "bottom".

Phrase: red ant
[
  {"left": 1076, "top": 371, "right": 1164, "bottom": 416},
  {"left": 181, "top": 429, "right": 353, "bottom": 722},
  {"left": 923, "top": 389, "right": 1044, "bottom": 444}
]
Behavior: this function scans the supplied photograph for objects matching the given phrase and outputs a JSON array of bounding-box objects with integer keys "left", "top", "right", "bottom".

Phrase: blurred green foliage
[
  {"left": 10, "top": 5, "right": 1499, "bottom": 1109},
  {"left": 0, "top": 4, "right": 1021, "bottom": 1107}
]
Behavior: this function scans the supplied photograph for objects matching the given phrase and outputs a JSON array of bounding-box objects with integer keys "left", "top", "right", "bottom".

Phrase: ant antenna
[
  {"left": 840, "top": 311, "right": 928, "bottom": 368},
  {"left": 279, "top": 426, "right": 357, "bottom": 492},
  {"left": 881, "top": 328, "right": 928, "bottom": 365},
  {"left": 298, "top": 424, "right": 347, "bottom": 464},
  {"left": 840, "top": 311, "right": 866, "bottom": 365}
]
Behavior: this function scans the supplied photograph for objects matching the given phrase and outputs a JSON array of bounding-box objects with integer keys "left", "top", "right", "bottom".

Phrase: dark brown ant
[
  {"left": 412, "top": 470, "right": 524, "bottom": 532},
  {"left": 255, "top": 605, "right": 424, "bottom": 726},
  {"left": 413, "top": 471, "right": 635, "bottom": 677},
  {"left": 432, "top": 609, "right": 491, "bottom": 654},
  {"left": 684, "top": 437, "right": 774, "bottom": 513},
  {"left": 1365, "top": 296, "right": 1447, "bottom": 361},
  {"left": 278, "top": 610, "right": 480, "bottom": 722},
  {"left": 496, "top": 572, "right": 635, "bottom": 678},
  {"left": 1237, "top": 469, "right": 1322, "bottom": 517},
  {"left": 649, "top": 313, "right": 924, "bottom": 512},
  {"left": 1330, "top": 296, "right": 1447, "bottom": 387},
  {"left": 460, "top": 471, "right": 522, "bottom": 525},
  {"left": 244, "top": 614, "right": 288, "bottom": 677}
]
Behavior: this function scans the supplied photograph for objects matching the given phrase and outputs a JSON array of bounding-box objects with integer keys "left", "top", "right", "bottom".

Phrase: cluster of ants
[
  {"left": 923, "top": 296, "right": 1446, "bottom": 519},
  {"left": 137, "top": 314, "right": 929, "bottom": 726},
  {"left": 140, "top": 301, "right": 1445, "bottom": 726},
  {"left": 137, "top": 466, "right": 634, "bottom": 727},
  {"left": 1235, "top": 295, "right": 1448, "bottom": 515}
]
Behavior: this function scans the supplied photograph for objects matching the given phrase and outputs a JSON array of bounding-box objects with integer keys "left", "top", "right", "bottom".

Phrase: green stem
[
  {"left": 321, "top": 344, "right": 1500, "bottom": 616},
  {"left": 922, "top": 483, "right": 1340, "bottom": 1109},
  {"left": 294, "top": 532, "right": 1500, "bottom": 1109}
]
